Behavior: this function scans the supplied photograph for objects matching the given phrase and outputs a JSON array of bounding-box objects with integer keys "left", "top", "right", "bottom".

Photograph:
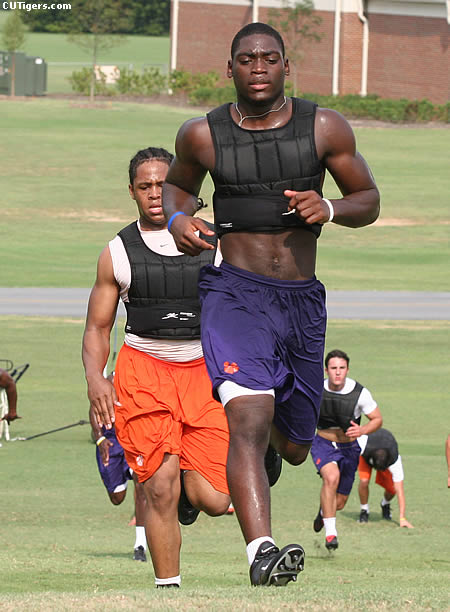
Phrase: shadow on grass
[
  {"left": 307, "top": 540, "right": 340, "bottom": 560},
  {"left": 86, "top": 552, "right": 142, "bottom": 561},
  {"left": 340, "top": 510, "right": 389, "bottom": 524}
]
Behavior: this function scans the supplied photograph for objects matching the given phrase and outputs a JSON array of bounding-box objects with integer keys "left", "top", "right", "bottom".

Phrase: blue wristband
[{"left": 167, "top": 211, "right": 186, "bottom": 233}]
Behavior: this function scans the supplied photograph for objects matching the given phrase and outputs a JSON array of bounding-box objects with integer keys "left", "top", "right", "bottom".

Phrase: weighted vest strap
[
  {"left": 207, "top": 97, "right": 324, "bottom": 238},
  {"left": 317, "top": 382, "right": 364, "bottom": 431},
  {"left": 118, "top": 221, "right": 216, "bottom": 339}
]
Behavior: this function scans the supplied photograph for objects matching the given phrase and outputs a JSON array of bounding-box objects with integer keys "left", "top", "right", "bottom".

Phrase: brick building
[{"left": 170, "top": 0, "right": 449, "bottom": 104}]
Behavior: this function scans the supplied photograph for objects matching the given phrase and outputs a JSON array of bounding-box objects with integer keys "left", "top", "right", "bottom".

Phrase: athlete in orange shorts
[
  {"left": 358, "top": 455, "right": 396, "bottom": 496},
  {"left": 82, "top": 147, "right": 231, "bottom": 589},
  {"left": 114, "top": 345, "right": 229, "bottom": 494},
  {"left": 357, "top": 428, "right": 413, "bottom": 528}
]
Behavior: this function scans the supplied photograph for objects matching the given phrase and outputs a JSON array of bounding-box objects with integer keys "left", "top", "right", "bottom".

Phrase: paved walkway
[{"left": 0, "top": 288, "right": 449, "bottom": 320}]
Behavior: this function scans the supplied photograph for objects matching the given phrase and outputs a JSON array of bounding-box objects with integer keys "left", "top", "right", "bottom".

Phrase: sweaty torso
[
  {"left": 221, "top": 229, "right": 317, "bottom": 280},
  {"left": 317, "top": 428, "right": 355, "bottom": 444}
]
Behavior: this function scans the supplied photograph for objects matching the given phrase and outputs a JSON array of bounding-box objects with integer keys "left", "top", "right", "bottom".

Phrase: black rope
[{"left": 22, "top": 419, "right": 89, "bottom": 441}]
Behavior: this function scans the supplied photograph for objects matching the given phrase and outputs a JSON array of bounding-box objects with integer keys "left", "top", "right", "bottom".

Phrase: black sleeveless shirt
[
  {"left": 317, "top": 381, "right": 364, "bottom": 431},
  {"left": 206, "top": 97, "right": 324, "bottom": 238},
  {"left": 117, "top": 221, "right": 217, "bottom": 340}
]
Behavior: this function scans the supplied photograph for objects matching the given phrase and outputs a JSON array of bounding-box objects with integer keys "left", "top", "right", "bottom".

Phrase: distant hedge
[
  {"left": 298, "top": 92, "right": 449, "bottom": 123},
  {"left": 69, "top": 67, "right": 449, "bottom": 123}
]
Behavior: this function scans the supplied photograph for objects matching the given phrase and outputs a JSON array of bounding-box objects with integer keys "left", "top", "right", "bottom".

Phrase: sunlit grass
[{"left": 0, "top": 317, "right": 448, "bottom": 610}]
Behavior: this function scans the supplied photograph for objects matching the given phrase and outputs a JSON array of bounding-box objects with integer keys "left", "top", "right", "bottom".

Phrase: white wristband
[{"left": 322, "top": 198, "right": 334, "bottom": 222}]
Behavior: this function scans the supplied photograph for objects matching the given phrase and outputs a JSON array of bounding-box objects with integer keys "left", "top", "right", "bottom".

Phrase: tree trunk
[
  {"left": 10, "top": 54, "right": 15, "bottom": 98},
  {"left": 90, "top": 36, "right": 98, "bottom": 102}
]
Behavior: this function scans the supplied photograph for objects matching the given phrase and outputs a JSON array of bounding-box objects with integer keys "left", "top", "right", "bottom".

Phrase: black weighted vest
[
  {"left": 363, "top": 428, "right": 398, "bottom": 470},
  {"left": 117, "top": 221, "right": 217, "bottom": 340},
  {"left": 317, "top": 381, "right": 364, "bottom": 432},
  {"left": 207, "top": 97, "right": 324, "bottom": 238}
]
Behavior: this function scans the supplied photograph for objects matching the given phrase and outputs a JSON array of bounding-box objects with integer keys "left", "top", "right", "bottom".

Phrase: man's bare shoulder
[
  {"left": 0, "top": 369, "right": 13, "bottom": 386},
  {"left": 175, "top": 115, "right": 214, "bottom": 168},
  {"left": 178, "top": 115, "right": 210, "bottom": 142},
  {"left": 315, "top": 107, "right": 356, "bottom": 156},
  {"left": 96, "top": 245, "right": 116, "bottom": 284},
  {"left": 316, "top": 106, "right": 354, "bottom": 133}
]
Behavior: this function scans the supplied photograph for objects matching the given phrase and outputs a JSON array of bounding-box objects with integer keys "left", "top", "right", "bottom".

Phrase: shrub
[
  {"left": 188, "top": 84, "right": 235, "bottom": 106},
  {"left": 436, "top": 102, "right": 450, "bottom": 123},
  {"left": 115, "top": 66, "right": 142, "bottom": 95},
  {"left": 67, "top": 67, "right": 114, "bottom": 96},
  {"left": 68, "top": 65, "right": 448, "bottom": 123},
  {"left": 70, "top": 66, "right": 168, "bottom": 97},
  {"left": 168, "top": 69, "right": 192, "bottom": 93},
  {"left": 116, "top": 66, "right": 167, "bottom": 96},
  {"left": 404, "top": 99, "right": 436, "bottom": 122},
  {"left": 299, "top": 92, "right": 447, "bottom": 123},
  {"left": 188, "top": 86, "right": 216, "bottom": 106},
  {"left": 169, "top": 69, "right": 220, "bottom": 95},
  {"left": 140, "top": 67, "right": 167, "bottom": 96}
]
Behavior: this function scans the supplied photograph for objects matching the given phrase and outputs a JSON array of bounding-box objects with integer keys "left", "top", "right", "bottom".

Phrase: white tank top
[{"left": 109, "top": 221, "right": 221, "bottom": 363}]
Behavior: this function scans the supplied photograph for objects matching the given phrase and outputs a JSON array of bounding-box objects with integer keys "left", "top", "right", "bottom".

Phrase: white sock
[
  {"left": 134, "top": 525, "right": 147, "bottom": 550},
  {"left": 323, "top": 517, "right": 337, "bottom": 538},
  {"left": 381, "top": 496, "right": 391, "bottom": 506},
  {"left": 246, "top": 536, "right": 276, "bottom": 565},
  {"left": 155, "top": 575, "right": 181, "bottom": 587},
  {"left": 360, "top": 504, "right": 369, "bottom": 512}
]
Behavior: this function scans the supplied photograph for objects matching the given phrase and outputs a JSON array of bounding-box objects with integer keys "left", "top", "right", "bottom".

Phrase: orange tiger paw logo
[{"left": 223, "top": 361, "right": 239, "bottom": 374}]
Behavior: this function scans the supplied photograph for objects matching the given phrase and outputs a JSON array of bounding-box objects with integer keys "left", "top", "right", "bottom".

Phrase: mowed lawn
[
  {"left": 1, "top": 20, "right": 449, "bottom": 612},
  {"left": 0, "top": 97, "right": 449, "bottom": 291},
  {"left": 0, "top": 317, "right": 448, "bottom": 610},
  {"left": 0, "top": 12, "right": 170, "bottom": 94}
]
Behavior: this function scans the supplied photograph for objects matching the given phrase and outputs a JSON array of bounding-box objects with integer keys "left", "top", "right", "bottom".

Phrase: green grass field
[
  {"left": 0, "top": 98, "right": 448, "bottom": 291},
  {"left": 0, "top": 12, "right": 170, "bottom": 94},
  {"left": 0, "top": 32, "right": 449, "bottom": 608},
  {"left": 1, "top": 317, "right": 448, "bottom": 610}
]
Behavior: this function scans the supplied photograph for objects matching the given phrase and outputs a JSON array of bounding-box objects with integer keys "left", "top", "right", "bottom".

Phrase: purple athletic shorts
[
  {"left": 198, "top": 262, "right": 327, "bottom": 445},
  {"left": 96, "top": 427, "right": 133, "bottom": 493},
  {"left": 310, "top": 434, "right": 361, "bottom": 495}
]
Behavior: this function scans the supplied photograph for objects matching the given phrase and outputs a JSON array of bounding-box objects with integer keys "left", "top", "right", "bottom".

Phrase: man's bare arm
[
  {"left": 285, "top": 108, "right": 380, "bottom": 228},
  {"left": 394, "top": 480, "right": 414, "bottom": 528},
  {"left": 163, "top": 117, "right": 216, "bottom": 255},
  {"left": 317, "top": 108, "right": 380, "bottom": 226},
  {"left": 0, "top": 370, "right": 19, "bottom": 422},
  {"left": 346, "top": 407, "right": 383, "bottom": 439},
  {"left": 82, "top": 247, "right": 120, "bottom": 429}
]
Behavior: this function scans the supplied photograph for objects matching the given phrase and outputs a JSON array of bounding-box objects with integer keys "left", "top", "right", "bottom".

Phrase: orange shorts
[
  {"left": 114, "top": 344, "right": 229, "bottom": 494},
  {"left": 358, "top": 455, "right": 395, "bottom": 496}
]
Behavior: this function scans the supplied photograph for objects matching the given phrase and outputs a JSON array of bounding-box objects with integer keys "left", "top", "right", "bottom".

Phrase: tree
[
  {"left": 21, "top": 1, "right": 170, "bottom": 36},
  {"left": 269, "top": 0, "right": 323, "bottom": 97},
  {"left": 67, "top": 0, "right": 133, "bottom": 102},
  {"left": 21, "top": 7, "right": 75, "bottom": 33},
  {"left": 1, "top": 10, "right": 27, "bottom": 97},
  {"left": 129, "top": 0, "right": 170, "bottom": 36}
]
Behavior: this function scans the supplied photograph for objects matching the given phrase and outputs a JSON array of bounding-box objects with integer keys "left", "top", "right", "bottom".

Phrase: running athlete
[
  {"left": 162, "top": 22, "right": 380, "bottom": 586},
  {"left": 311, "top": 350, "right": 382, "bottom": 550},
  {"left": 90, "top": 372, "right": 149, "bottom": 562},
  {"left": 357, "top": 427, "right": 414, "bottom": 528},
  {"left": 82, "top": 147, "right": 231, "bottom": 588}
]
